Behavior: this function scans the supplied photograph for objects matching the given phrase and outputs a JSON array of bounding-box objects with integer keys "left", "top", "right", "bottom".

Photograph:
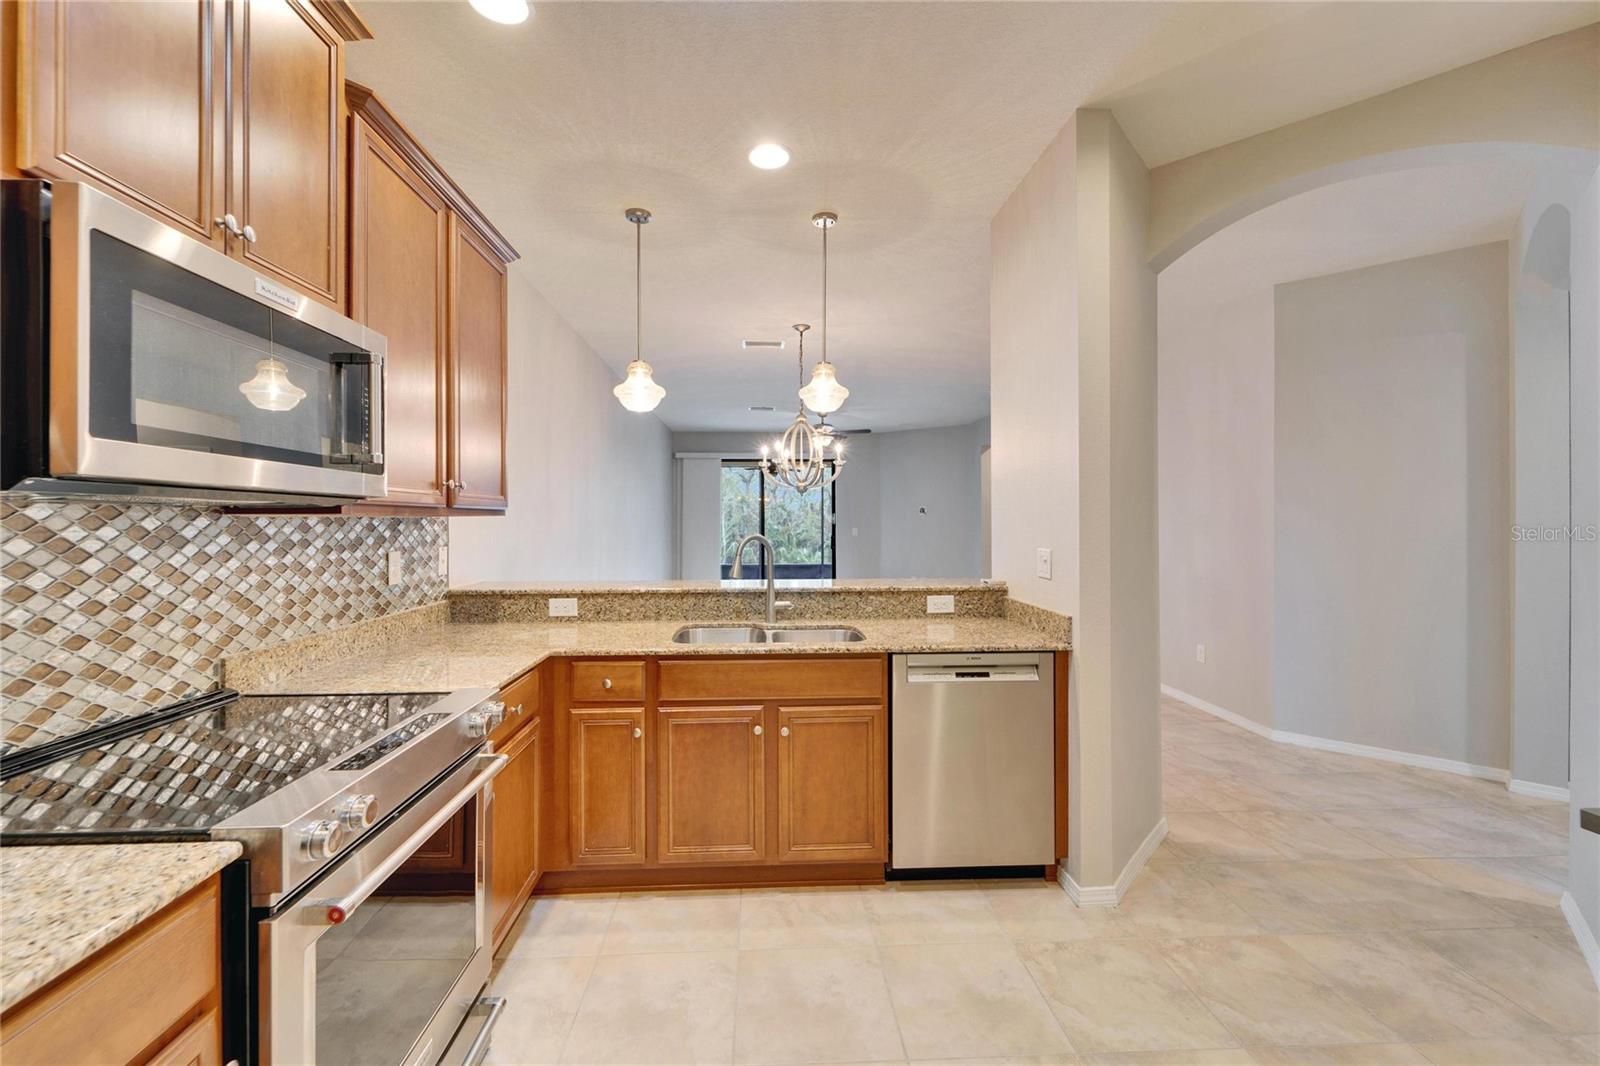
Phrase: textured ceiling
[{"left": 347, "top": 2, "right": 1596, "bottom": 431}]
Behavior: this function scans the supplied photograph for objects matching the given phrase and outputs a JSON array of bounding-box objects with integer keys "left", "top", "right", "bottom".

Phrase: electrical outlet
[
  {"left": 1035, "top": 548, "right": 1052, "bottom": 580},
  {"left": 386, "top": 550, "right": 403, "bottom": 587},
  {"left": 926, "top": 594, "right": 955, "bottom": 615},
  {"left": 548, "top": 597, "right": 578, "bottom": 618},
  {"left": 1195, "top": 643, "right": 1207, "bottom": 664},
  {"left": 437, "top": 544, "right": 449, "bottom": 578}
]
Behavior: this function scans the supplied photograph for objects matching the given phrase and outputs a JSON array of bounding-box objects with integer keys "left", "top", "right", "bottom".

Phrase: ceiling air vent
[
  {"left": 748, "top": 405, "right": 776, "bottom": 412},
  {"left": 741, "top": 339, "right": 785, "bottom": 350}
]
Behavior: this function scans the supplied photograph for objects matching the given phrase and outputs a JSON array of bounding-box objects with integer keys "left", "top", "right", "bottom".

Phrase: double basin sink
[{"left": 671, "top": 624, "right": 867, "bottom": 645}]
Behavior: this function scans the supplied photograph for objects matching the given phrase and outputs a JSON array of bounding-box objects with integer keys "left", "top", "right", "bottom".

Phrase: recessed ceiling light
[
  {"left": 470, "top": 0, "right": 530, "bottom": 25},
  {"left": 748, "top": 143, "right": 790, "bottom": 170}
]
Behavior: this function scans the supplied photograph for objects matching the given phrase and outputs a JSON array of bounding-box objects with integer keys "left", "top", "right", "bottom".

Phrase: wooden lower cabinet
[
  {"left": 0, "top": 877, "right": 222, "bottom": 1066},
  {"left": 775, "top": 704, "right": 887, "bottom": 863},
  {"left": 657, "top": 705, "right": 765, "bottom": 864},
  {"left": 489, "top": 713, "right": 542, "bottom": 949},
  {"left": 568, "top": 707, "right": 646, "bottom": 865}
]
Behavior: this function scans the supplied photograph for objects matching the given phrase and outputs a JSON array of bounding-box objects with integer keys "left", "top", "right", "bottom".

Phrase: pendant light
[
  {"left": 762, "top": 323, "right": 846, "bottom": 493},
  {"left": 797, "top": 211, "right": 849, "bottom": 416},
  {"left": 613, "top": 207, "right": 666, "bottom": 413}
]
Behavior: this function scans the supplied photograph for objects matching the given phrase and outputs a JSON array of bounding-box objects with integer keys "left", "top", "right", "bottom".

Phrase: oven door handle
[{"left": 312, "top": 753, "right": 506, "bottom": 925}]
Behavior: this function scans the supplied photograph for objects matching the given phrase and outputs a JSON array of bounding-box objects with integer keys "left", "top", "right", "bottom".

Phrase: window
[{"left": 720, "top": 461, "right": 835, "bottom": 579}]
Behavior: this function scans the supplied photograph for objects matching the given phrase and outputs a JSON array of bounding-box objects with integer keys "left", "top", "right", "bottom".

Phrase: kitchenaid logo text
[{"left": 1512, "top": 524, "right": 1599, "bottom": 542}]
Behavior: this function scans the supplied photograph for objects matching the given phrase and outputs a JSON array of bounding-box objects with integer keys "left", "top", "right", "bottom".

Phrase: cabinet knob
[
  {"left": 214, "top": 212, "right": 243, "bottom": 238},
  {"left": 780, "top": 726, "right": 790, "bottom": 737},
  {"left": 752, "top": 725, "right": 763, "bottom": 736},
  {"left": 241, "top": 223, "right": 258, "bottom": 244},
  {"left": 602, "top": 677, "right": 613, "bottom": 690},
  {"left": 512, "top": 703, "right": 524, "bottom": 716},
  {"left": 632, "top": 726, "right": 642, "bottom": 739}
]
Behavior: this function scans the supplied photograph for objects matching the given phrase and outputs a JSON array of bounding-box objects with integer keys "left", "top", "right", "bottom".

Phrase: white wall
[
  {"left": 1157, "top": 288, "right": 1275, "bottom": 729},
  {"left": 1273, "top": 243, "right": 1511, "bottom": 769},
  {"left": 449, "top": 269, "right": 674, "bottom": 585},
  {"left": 1565, "top": 166, "right": 1599, "bottom": 971},
  {"left": 991, "top": 109, "right": 1162, "bottom": 892},
  {"left": 670, "top": 424, "right": 986, "bottom": 579}
]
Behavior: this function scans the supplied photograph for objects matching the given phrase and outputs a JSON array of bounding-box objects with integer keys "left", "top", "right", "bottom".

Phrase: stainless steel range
[{"left": 0, "top": 687, "right": 512, "bottom": 1066}]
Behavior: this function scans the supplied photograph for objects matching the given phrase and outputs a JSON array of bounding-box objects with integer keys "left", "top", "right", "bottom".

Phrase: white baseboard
[
  {"left": 1057, "top": 817, "right": 1168, "bottom": 908},
  {"left": 1161, "top": 685, "right": 1272, "bottom": 739},
  {"left": 1162, "top": 685, "right": 1510, "bottom": 784},
  {"left": 1561, "top": 892, "right": 1600, "bottom": 990},
  {"left": 1509, "top": 778, "right": 1571, "bottom": 802}
]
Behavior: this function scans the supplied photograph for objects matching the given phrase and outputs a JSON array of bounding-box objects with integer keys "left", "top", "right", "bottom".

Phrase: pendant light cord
[
  {"left": 635, "top": 218, "right": 642, "bottom": 363},
  {"left": 821, "top": 222, "right": 828, "bottom": 366}
]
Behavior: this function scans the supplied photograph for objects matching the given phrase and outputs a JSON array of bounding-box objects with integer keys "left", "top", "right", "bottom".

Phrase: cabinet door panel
[
  {"left": 448, "top": 219, "right": 508, "bottom": 509},
  {"left": 232, "top": 0, "right": 342, "bottom": 303},
  {"left": 490, "top": 716, "right": 541, "bottom": 947},
  {"left": 18, "top": 0, "right": 224, "bottom": 246},
  {"left": 349, "top": 117, "right": 448, "bottom": 506},
  {"left": 776, "top": 704, "right": 886, "bottom": 863},
  {"left": 569, "top": 708, "right": 645, "bottom": 865},
  {"left": 657, "top": 706, "right": 764, "bottom": 864},
  {"left": 147, "top": 1007, "right": 221, "bottom": 1066}
]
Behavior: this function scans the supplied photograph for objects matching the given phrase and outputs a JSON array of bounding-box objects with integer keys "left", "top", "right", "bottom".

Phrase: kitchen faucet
[{"left": 729, "top": 533, "right": 794, "bottom": 624}]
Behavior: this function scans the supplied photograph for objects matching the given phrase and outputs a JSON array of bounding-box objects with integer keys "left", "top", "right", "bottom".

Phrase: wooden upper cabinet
[
  {"left": 448, "top": 218, "right": 509, "bottom": 510},
  {"left": 656, "top": 706, "right": 766, "bottom": 864},
  {"left": 16, "top": 0, "right": 226, "bottom": 246},
  {"left": 349, "top": 113, "right": 449, "bottom": 507},
  {"left": 568, "top": 707, "right": 646, "bottom": 865},
  {"left": 230, "top": 0, "right": 343, "bottom": 305},
  {"left": 775, "top": 703, "right": 887, "bottom": 863}
]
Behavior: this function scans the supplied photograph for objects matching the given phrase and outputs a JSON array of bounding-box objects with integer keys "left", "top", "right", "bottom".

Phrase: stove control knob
[
  {"left": 465, "top": 702, "right": 505, "bottom": 739},
  {"left": 300, "top": 819, "right": 344, "bottom": 860},
  {"left": 334, "top": 794, "right": 378, "bottom": 831}
]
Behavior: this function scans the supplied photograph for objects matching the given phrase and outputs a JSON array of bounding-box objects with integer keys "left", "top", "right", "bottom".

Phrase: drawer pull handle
[
  {"left": 602, "top": 677, "right": 613, "bottom": 690},
  {"left": 632, "top": 726, "right": 642, "bottom": 739}
]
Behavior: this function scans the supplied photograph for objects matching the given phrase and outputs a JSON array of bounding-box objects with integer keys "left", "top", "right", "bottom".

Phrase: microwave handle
[
  {"left": 310, "top": 753, "right": 506, "bottom": 925},
  {"left": 330, "top": 351, "right": 382, "bottom": 465}
]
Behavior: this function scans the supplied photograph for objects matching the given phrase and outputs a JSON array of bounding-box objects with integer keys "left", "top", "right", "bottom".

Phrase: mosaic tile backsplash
[{"left": 0, "top": 500, "right": 446, "bottom": 752}]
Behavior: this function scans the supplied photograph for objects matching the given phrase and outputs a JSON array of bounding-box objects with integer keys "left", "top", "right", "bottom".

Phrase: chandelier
[
  {"left": 613, "top": 207, "right": 666, "bottom": 413},
  {"left": 761, "top": 324, "right": 845, "bottom": 493}
]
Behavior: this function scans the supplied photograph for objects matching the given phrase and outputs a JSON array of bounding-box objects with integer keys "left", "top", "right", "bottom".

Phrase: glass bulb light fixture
[
  {"left": 762, "top": 323, "right": 845, "bottom": 494},
  {"left": 797, "top": 211, "right": 850, "bottom": 415},
  {"left": 613, "top": 207, "right": 665, "bottom": 413},
  {"left": 238, "top": 356, "right": 307, "bottom": 412},
  {"left": 469, "top": 0, "right": 530, "bottom": 24}
]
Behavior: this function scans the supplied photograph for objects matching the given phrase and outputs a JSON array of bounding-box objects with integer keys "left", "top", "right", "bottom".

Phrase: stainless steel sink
[{"left": 671, "top": 625, "right": 867, "bottom": 645}]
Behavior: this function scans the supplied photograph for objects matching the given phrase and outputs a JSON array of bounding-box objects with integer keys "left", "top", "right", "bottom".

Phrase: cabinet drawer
[
  {"left": 658, "top": 657, "right": 883, "bottom": 702},
  {"left": 571, "top": 661, "right": 645, "bottom": 702},
  {"left": 1, "top": 878, "right": 220, "bottom": 1066},
  {"left": 493, "top": 665, "right": 541, "bottom": 745}
]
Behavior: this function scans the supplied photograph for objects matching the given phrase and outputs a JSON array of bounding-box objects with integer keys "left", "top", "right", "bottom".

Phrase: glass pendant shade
[
  {"left": 613, "top": 358, "right": 665, "bottom": 413},
  {"left": 238, "top": 357, "right": 306, "bottom": 412},
  {"left": 798, "top": 359, "right": 849, "bottom": 414}
]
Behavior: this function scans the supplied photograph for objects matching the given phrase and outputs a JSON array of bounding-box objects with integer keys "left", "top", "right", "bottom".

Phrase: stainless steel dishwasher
[{"left": 890, "top": 652, "right": 1056, "bottom": 871}]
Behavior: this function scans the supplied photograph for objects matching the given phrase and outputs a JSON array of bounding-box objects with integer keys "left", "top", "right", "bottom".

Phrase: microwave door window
[{"left": 128, "top": 291, "right": 333, "bottom": 457}]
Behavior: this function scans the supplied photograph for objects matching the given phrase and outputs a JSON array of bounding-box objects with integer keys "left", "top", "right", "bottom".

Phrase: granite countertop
[
  {"left": 233, "top": 616, "right": 1068, "bottom": 694},
  {"left": 453, "top": 578, "right": 1007, "bottom": 595},
  {"left": 1, "top": 841, "right": 242, "bottom": 1010}
]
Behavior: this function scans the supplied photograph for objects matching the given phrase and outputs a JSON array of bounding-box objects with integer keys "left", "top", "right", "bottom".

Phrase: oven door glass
[{"left": 88, "top": 230, "right": 378, "bottom": 471}]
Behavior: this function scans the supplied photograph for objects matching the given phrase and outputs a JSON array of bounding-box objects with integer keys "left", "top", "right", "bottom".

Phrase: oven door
[
  {"left": 47, "top": 181, "right": 386, "bottom": 500},
  {"left": 260, "top": 752, "right": 505, "bottom": 1066}
]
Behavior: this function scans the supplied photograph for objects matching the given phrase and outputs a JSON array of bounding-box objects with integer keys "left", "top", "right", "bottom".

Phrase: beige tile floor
[{"left": 483, "top": 697, "right": 1598, "bottom": 1066}]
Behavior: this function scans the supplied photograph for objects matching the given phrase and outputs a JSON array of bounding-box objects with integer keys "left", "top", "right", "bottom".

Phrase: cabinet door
[
  {"left": 568, "top": 707, "right": 645, "bottom": 865},
  {"left": 656, "top": 706, "right": 765, "bottom": 864},
  {"left": 349, "top": 115, "right": 449, "bottom": 507},
  {"left": 17, "top": 0, "right": 225, "bottom": 247},
  {"left": 447, "top": 217, "right": 509, "bottom": 510},
  {"left": 229, "top": 0, "right": 343, "bottom": 304},
  {"left": 775, "top": 704, "right": 887, "bottom": 863},
  {"left": 490, "top": 716, "right": 541, "bottom": 948},
  {"left": 147, "top": 1007, "right": 221, "bottom": 1066}
]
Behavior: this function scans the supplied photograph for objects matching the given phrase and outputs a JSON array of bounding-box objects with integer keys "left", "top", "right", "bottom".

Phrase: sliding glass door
[{"left": 719, "top": 461, "right": 835, "bottom": 579}]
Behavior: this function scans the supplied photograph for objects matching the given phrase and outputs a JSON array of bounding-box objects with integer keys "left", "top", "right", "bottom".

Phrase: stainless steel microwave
[{"left": 1, "top": 180, "right": 386, "bottom": 503}]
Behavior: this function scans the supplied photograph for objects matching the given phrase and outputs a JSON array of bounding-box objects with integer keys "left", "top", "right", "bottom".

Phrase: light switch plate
[
  {"left": 386, "top": 550, "right": 403, "bottom": 587},
  {"left": 437, "top": 545, "right": 449, "bottom": 578},
  {"left": 926, "top": 594, "right": 955, "bottom": 615},
  {"left": 1035, "top": 548, "right": 1052, "bottom": 580},
  {"left": 1195, "top": 643, "right": 1207, "bottom": 664},
  {"left": 548, "top": 597, "right": 579, "bottom": 618}
]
